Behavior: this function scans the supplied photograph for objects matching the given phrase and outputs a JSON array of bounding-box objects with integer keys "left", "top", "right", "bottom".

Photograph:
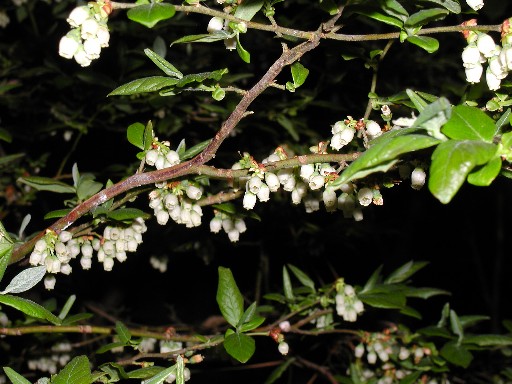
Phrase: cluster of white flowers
[
  {"left": 145, "top": 146, "right": 180, "bottom": 170},
  {"left": 29, "top": 218, "right": 147, "bottom": 289},
  {"left": 148, "top": 186, "right": 203, "bottom": 228},
  {"left": 335, "top": 283, "right": 364, "bottom": 322},
  {"left": 330, "top": 120, "right": 356, "bottom": 151},
  {"left": 462, "top": 24, "right": 512, "bottom": 91},
  {"left": 209, "top": 212, "right": 247, "bottom": 242},
  {"left": 58, "top": 2, "right": 111, "bottom": 67},
  {"left": 28, "top": 349, "right": 71, "bottom": 375}
]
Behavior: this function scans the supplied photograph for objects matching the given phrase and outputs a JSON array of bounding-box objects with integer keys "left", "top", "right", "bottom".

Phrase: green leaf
[
  {"left": 171, "top": 30, "right": 235, "bottom": 45},
  {"left": 0, "top": 223, "right": 14, "bottom": 283},
  {"left": 76, "top": 179, "right": 103, "bottom": 202},
  {"left": 174, "top": 355, "right": 184, "bottom": 384},
  {"left": 0, "top": 265, "right": 46, "bottom": 294},
  {"left": 0, "top": 294, "right": 62, "bottom": 324},
  {"left": 418, "top": 325, "right": 453, "bottom": 339},
  {"left": 3, "top": 367, "right": 32, "bottom": 384},
  {"left": 126, "top": 366, "right": 166, "bottom": 379},
  {"left": 405, "top": 8, "right": 448, "bottom": 28},
  {"left": 234, "top": 0, "right": 264, "bottom": 21},
  {"left": 378, "top": 0, "right": 409, "bottom": 20},
  {"left": 404, "top": 287, "right": 451, "bottom": 299},
  {"left": 406, "top": 89, "right": 429, "bottom": 112},
  {"left": 236, "top": 35, "right": 251, "bottom": 63},
  {"left": 96, "top": 341, "right": 127, "bottom": 354},
  {"left": 224, "top": 331, "right": 256, "bottom": 363},
  {"left": 52, "top": 355, "right": 92, "bottom": 384},
  {"left": 127, "top": 3, "right": 176, "bottom": 28},
  {"left": 467, "top": 156, "right": 501, "bottom": 186},
  {"left": 181, "top": 139, "right": 211, "bottom": 160},
  {"left": 440, "top": 341, "right": 473, "bottom": 368},
  {"left": 287, "top": 264, "right": 315, "bottom": 291},
  {"left": 276, "top": 115, "right": 299, "bottom": 141},
  {"left": 107, "top": 208, "right": 148, "bottom": 222},
  {"left": 411, "top": 96, "right": 452, "bottom": 136},
  {"left": 351, "top": 6, "right": 404, "bottom": 28},
  {"left": 108, "top": 76, "right": 179, "bottom": 96},
  {"left": 0, "top": 128, "right": 12, "bottom": 143},
  {"left": 450, "top": 309, "right": 464, "bottom": 343},
  {"left": 239, "top": 315, "right": 265, "bottom": 332},
  {"left": 332, "top": 134, "right": 440, "bottom": 186},
  {"left": 459, "top": 315, "right": 490, "bottom": 329},
  {"left": 217, "top": 267, "right": 244, "bottom": 327},
  {"left": 420, "top": 0, "right": 461, "bottom": 13},
  {"left": 290, "top": 62, "right": 309, "bottom": 88},
  {"left": 58, "top": 294, "right": 77, "bottom": 320},
  {"left": 406, "top": 35, "right": 439, "bottom": 53},
  {"left": 362, "top": 264, "right": 383, "bottom": 292},
  {"left": 463, "top": 334, "right": 512, "bottom": 347},
  {"left": 384, "top": 261, "right": 429, "bottom": 284},
  {"left": 62, "top": 312, "right": 93, "bottom": 325},
  {"left": 116, "top": 321, "right": 132, "bottom": 344},
  {"left": 282, "top": 266, "right": 294, "bottom": 300},
  {"left": 127, "top": 122, "right": 146, "bottom": 150},
  {"left": 428, "top": 140, "right": 497, "bottom": 204},
  {"left": 144, "top": 48, "right": 183, "bottom": 79},
  {"left": 17, "top": 176, "right": 75, "bottom": 194},
  {"left": 138, "top": 364, "right": 176, "bottom": 384},
  {"left": 176, "top": 69, "right": 228, "bottom": 88},
  {"left": 0, "top": 153, "right": 24, "bottom": 166},
  {"left": 442, "top": 105, "right": 496, "bottom": 142},
  {"left": 495, "top": 108, "right": 510, "bottom": 133},
  {"left": 44, "top": 208, "right": 72, "bottom": 220},
  {"left": 358, "top": 292, "right": 407, "bottom": 309},
  {"left": 237, "top": 301, "right": 257, "bottom": 328}
]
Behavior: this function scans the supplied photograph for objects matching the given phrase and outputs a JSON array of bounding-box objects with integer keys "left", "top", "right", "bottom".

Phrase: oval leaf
[
  {"left": 3, "top": 367, "right": 32, "bottom": 384},
  {"left": 127, "top": 3, "right": 176, "bottom": 28},
  {"left": 405, "top": 8, "right": 448, "bottom": 28},
  {"left": 17, "top": 176, "right": 75, "bottom": 194},
  {"left": 52, "top": 355, "right": 92, "bottom": 384},
  {"left": 428, "top": 140, "right": 497, "bottom": 204},
  {"left": 442, "top": 105, "right": 496, "bottom": 142},
  {"left": 332, "top": 134, "right": 440, "bottom": 186},
  {"left": 1, "top": 265, "right": 46, "bottom": 294},
  {"left": 406, "top": 35, "right": 439, "bottom": 53},
  {"left": 467, "top": 156, "right": 502, "bottom": 186},
  {"left": 217, "top": 267, "right": 244, "bottom": 327},
  {"left": 144, "top": 48, "right": 183, "bottom": 79},
  {"left": 224, "top": 332, "right": 256, "bottom": 363},
  {"left": 0, "top": 294, "right": 62, "bottom": 324},
  {"left": 109, "top": 76, "right": 179, "bottom": 96}
]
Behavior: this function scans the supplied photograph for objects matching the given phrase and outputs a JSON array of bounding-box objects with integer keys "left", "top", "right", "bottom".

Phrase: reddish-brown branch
[{"left": 10, "top": 35, "right": 321, "bottom": 265}]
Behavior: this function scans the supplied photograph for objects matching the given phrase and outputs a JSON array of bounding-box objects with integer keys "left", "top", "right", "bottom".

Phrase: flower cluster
[
  {"left": 145, "top": 143, "right": 181, "bottom": 170},
  {"left": 29, "top": 218, "right": 147, "bottom": 289},
  {"left": 462, "top": 19, "right": 512, "bottom": 90},
  {"left": 335, "top": 280, "right": 364, "bottom": 322},
  {"left": 209, "top": 211, "right": 247, "bottom": 242},
  {"left": 58, "top": 1, "right": 112, "bottom": 67},
  {"left": 27, "top": 342, "right": 72, "bottom": 375},
  {"left": 148, "top": 184, "right": 204, "bottom": 228},
  {"left": 349, "top": 327, "right": 449, "bottom": 383}
]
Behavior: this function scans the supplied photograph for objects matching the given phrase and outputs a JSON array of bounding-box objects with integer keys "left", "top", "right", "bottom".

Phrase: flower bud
[
  {"left": 465, "top": 63, "right": 483, "bottom": 83},
  {"left": 308, "top": 173, "right": 325, "bottom": 190},
  {"left": 66, "top": 6, "right": 91, "bottom": 27},
  {"left": 357, "top": 188, "right": 373, "bottom": 206},
  {"left": 83, "top": 36, "right": 101, "bottom": 60},
  {"left": 365, "top": 120, "right": 382, "bottom": 139},
  {"left": 243, "top": 191, "right": 257, "bottom": 210},
  {"left": 207, "top": 17, "right": 224, "bottom": 33},
  {"left": 278, "top": 342, "right": 289, "bottom": 355},
  {"left": 411, "top": 167, "right": 427, "bottom": 190},
  {"left": 156, "top": 210, "right": 170, "bottom": 225},
  {"left": 44, "top": 275, "right": 56, "bottom": 290},
  {"left": 81, "top": 18, "right": 100, "bottom": 40},
  {"left": 59, "top": 34, "right": 80, "bottom": 59}
]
